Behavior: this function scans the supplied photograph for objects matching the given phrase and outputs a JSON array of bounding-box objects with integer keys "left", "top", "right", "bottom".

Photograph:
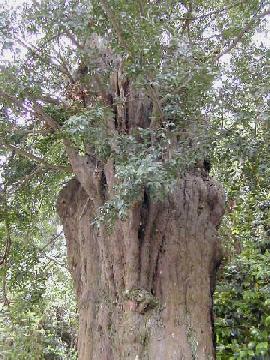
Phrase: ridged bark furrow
[{"left": 57, "top": 172, "right": 224, "bottom": 360}]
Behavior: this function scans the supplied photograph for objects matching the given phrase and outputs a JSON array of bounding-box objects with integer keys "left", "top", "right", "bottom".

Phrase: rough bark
[
  {"left": 57, "top": 171, "right": 224, "bottom": 360},
  {"left": 57, "top": 54, "right": 225, "bottom": 359}
]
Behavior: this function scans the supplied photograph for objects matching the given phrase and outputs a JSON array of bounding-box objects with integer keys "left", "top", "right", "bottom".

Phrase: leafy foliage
[
  {"left": 215, "top": 246, "right": 270, "bottom": 359},
  {"left": 0, "top": 218, "right": 77, "bottom": 360}
]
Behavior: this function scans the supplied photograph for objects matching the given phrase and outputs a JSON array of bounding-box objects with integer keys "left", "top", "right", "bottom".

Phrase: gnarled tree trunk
[
  {"left": 57, "top": 60, "right": 225, "bottom": 359},
  {"left": 57, "top": 171, "right": 224, "bottom": 360}
]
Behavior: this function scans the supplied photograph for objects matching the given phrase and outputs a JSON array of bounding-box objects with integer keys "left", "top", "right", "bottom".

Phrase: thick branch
[
  {"left": 32, "top": 102, "right": 61, "bottom": 131},
  {"left": 0, "top": 90, "right": 27, "bottom": 111}
]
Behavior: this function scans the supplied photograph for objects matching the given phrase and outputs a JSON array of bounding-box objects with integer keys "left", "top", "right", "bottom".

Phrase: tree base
[{"left": 57, "top": 174, "right": 224, "bottom": 360}]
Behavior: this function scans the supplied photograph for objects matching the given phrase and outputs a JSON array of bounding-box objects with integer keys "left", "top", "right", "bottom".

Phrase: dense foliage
[
  {"left": 0, "top": 0, "right": 269, "bottom": 358},
  {"left": 215, "top": 247, "right": 270, "bottom": 359},
  {"left": 0, "top": 178, "right": 77, "bottom": 359}
]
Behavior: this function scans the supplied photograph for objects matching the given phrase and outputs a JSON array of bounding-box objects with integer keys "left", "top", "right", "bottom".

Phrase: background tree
[
  {"left": 212, "top": 36, "right": 270, "bottom": 359},
  {"left": 0, "top": 0, "right": 269, "bottom": 359}
]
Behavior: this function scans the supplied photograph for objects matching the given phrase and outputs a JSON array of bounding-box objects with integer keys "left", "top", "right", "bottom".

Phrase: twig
[
  {"left": 2, "top": 271, "right": 10, "bottom": 306},
  {"left": 183, "top": 2, "right": 244, "bottom": 21},
  {"left": 9, "top": 167, "right": 43, "bottom": 192},
  {"left": 65, "top": 30, "right": 85, "bottom": 50},
  {"left": 56, "top": 49, "right": 75, "bottom": 84},
  {"left": 39, "top": 231, "right": 64, "bottom": 253},
  {"left": 0, "top": 187, "right": 12, "bottom": 268},
  {"left": 42, "top": 254, "right": 68, "bottom": 269},
  {"left": 0, "top": 90, "right": 61, "bottom": 131},
  {"left": 14, "top": 35, "right": 74, "bottom": 81}
]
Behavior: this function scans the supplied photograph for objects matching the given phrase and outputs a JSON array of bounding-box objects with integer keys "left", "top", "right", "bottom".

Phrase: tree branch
[
  {"left": 36, "top": 94, "right": 62, "bottom": 106},
  {"left": 0, "top": 89, "right": 86, "bottom": 177},
  {"left": 99, "top": 0, "right": 128, "bottom": 49},
  {"left": 42, "top": 254, "right": 68, "bottom": 269},
  {"left": 0, "top": 187, "right": 12, "bottom": 268},
  {"left": 39, "top": 231, "right": 64, "bottom": 253},
  {"left": 0, "top": 141, "right": 71, "bottom": 172},
  {"left": 2, "top": 270, "right": 10, "bottom": 306},
  {"left": 14, "top": 35, "right": 74, "bottom": 81},
  {"left": 9, "top": 167, "right": 43, "bottom": 192},
  {"left": 216, "top": 7, "right": 270, "bottom": 60},
  {"left": 146, "top": 84, "right": 165, "bottom": 124},
  {"left": 183, "top": 2, "right": 244, "bottom": 21},
  {"left": 0, "top": 90, "right": 61, "bottom": 131},
  {"left": 32, "top": 102, "right": 61, "bottom": 131},
  {"left": 64, "top": 30, "right": 85, "bottom": 50}
]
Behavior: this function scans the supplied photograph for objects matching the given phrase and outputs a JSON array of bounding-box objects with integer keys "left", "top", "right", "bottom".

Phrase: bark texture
[
  {"left": 57, "top": 172, "right": 224, "bottom": 360},
  {"left": 57, "top": 57, "right": 225, "bottom": 359}
]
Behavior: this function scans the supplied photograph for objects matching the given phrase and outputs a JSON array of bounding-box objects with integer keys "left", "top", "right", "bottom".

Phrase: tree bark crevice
[{"left": 57, "top": 171, "right": 225, "bottom": 360}]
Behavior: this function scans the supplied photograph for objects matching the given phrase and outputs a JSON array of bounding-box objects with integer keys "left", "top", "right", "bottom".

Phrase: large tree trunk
[
  {"left": 57, "top": 171, "right": 224, "bottom": 360},
  {"left": 57, "top": 61, "right": 225, "bottom": 359}
]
